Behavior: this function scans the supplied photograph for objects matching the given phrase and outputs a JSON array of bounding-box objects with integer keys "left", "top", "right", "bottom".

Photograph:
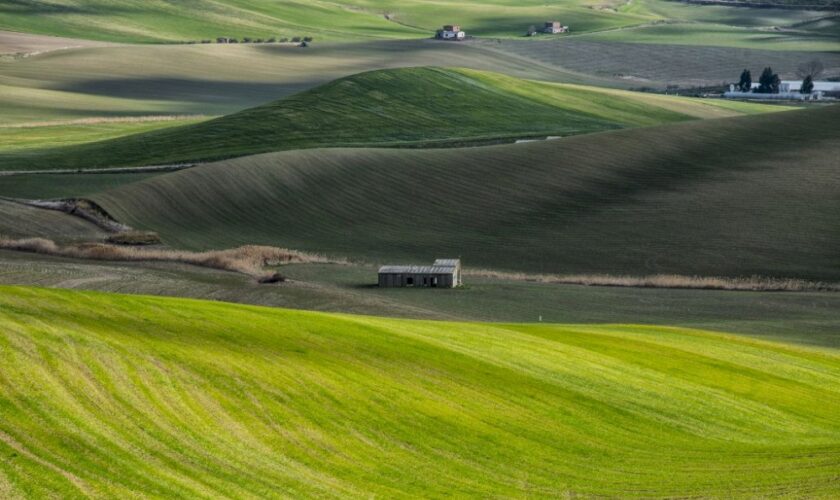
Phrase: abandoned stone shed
[
  {"left": 378, "top": 259, "right": 462, "bottom": 288},
  {"left": 544, "top": 21, "right": 569, "bottom": 34}
]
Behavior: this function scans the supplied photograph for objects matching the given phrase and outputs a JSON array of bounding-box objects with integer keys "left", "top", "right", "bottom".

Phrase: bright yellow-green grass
[
  {"left": 0, "top": 286, "right": 838, "bottom": 497},
  {"left": 0, "top": 67, "right": 788, "bottom": 171},
  {"left": 461, "top": 69, "right": 792, "bottom": 123},
  {"left": 0, "top": 117, "right": 207, "bottom": 154}
]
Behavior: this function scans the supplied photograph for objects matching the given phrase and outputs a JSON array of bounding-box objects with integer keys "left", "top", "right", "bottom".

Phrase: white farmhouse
[
  {"left": 750, "top": 80, "right": 840, "bottom": 93},
  {"left": 724, "top": 80, "right": 839, "bottom": 100}
]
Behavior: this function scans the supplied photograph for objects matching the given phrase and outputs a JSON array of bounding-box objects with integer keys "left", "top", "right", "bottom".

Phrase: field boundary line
[{"left": 0, "top": 164, "right": 196, "bottom": 176}]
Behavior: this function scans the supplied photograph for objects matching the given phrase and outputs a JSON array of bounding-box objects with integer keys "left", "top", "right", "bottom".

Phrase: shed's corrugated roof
[{"left": 379, "top": 265, "right": 456, "bottom": 274}]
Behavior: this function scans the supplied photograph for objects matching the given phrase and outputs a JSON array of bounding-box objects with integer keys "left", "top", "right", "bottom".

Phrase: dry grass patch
[
  {"left": 0, "top": 237, "right": 334, "bottom": 282},
  {"left": 0, "top": 115, "right": 210, "bottom": 129},
  {"left": 468, "top": 269, "right": 840, "bottom": 292}
]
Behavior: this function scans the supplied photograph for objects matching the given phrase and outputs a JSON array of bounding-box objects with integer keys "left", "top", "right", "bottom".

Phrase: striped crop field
[
  {"left": 573, "top": 20, "right": 840, "bottom": 51},
  {"left": 0, "top": 67, "right": 788, "bottom": 172},
  {"left": 475, "top": 38, "right": 840, "bottom": 87},
  {"left": 93, "top": 105, "right": 840, "bottom": 281},
  {"left": 0, "top": 286, "right": 838, "bottom": 497}
]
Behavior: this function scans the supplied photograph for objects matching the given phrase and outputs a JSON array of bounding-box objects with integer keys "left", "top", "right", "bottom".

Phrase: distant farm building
[
  {"left": 378, "top": 259, "right": 462, "bottom": 288},
  {"left": 436, "top": 25, "right": 466, "bottom": 41},
  {"left": 544, "top": 21, "right": 569, "bottom": 34},
  {"left": 724, "top": 80, "right": 838, "bottom": 100},
  {"left": 753, "top": 80, "right": 840, "bottom": 94}
]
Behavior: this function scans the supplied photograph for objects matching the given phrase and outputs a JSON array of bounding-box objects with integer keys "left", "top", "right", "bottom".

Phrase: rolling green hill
[
  {"left": 0, "top": 67, "right": 786, "bottom": 171},
  {"left": 2, "top": 38, "right": 832, "bottom": 130},
  {"left": 0, "top": 40, "right": 589, "bottom": 126},
  {"left": 0, "top": 0, "right": 643, "bottom": 43},
  {"left": 92, "top": 104, "right": 840, "bottom": 280},
  {"left": 0, "top": 0, "right": 834, "bottom": 49},
  {"left": 1, "top": 286, "right": 838, "bottom": 497}
]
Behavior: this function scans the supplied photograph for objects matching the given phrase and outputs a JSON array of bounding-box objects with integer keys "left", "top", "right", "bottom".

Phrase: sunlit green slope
[
  {"left": 0, "top": 286, "right": 838, "bottom": 497},
  {"left": 0, "top": 0, "right": 835, "bottom": 49},
  {"left": 0, "top": 67, "right": 786, "bottom": 171},
  {"left": 0, "top": 0, "right": 648, "bottom": 42}
]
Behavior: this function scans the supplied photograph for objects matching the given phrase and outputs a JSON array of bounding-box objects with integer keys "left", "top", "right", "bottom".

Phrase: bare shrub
[
  {"left": 797, "top": 59, "right": 824, "bottom": 80},
  {"left": 105, "top": 231, "right": 162, "bottom": 246},
  {"left": 0, "top": 237, "right": 338, "bottom": 282},
  {"left": 467, "top": 269, "right": 840, "bottom": 292},
  {"left": 258, "top": 272, "right": 285, "bottom": 284}
]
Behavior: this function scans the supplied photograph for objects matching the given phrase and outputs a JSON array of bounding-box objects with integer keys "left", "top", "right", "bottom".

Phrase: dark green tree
[
  {"left": 756, "top": 67, "right": 780, "bottom": 94},
  {"left": 737, "top": 69, "right": 752, "bottom": 92},
  {"left": 800, "top": 75, "right": 814, "bottom": 94}
]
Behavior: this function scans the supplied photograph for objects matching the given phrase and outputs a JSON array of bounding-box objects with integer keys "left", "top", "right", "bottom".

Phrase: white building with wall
[{"left": 723, "top": 80, "right": 839, "bottom": 100}]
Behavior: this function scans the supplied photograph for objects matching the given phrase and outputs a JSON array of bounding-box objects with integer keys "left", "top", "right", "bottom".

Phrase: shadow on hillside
[
  {"left": 0, "top": 1, "right": 136, "bottom": 15},
  {"left": 53, "top": 77, "right": 322, "bottom": 103}
]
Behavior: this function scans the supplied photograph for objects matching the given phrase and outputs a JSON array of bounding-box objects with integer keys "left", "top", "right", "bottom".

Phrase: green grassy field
[
  {"left": 0, "top": 67, "right": 787, "bottom": 172},
  {"left": 0, "top": 40, "right": 587, "bottom": 126},
  {"left": 0, "top": 0, "right": 834, "bottom": 47},
  {"left": 2, "top": 37, "right": 834, "bottom": 130},
  {"left": 2, "top": 251, "right": 839, "bottom": 348},
  {"left": 0, "top": 285, "right": 838, "bottom": 497},
  {"left": 0, "top": 116, "right": 207, "bottom": 153},
  {"left": 91, "top": 104, "right": 840, "bottom": 281}
]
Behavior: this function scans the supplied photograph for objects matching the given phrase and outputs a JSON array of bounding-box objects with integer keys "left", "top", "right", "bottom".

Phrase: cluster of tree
[
  {"left": 736, "top": 67, "right": 781, "bottom": 93},
  {"left": 735, "top": 60, "right": 823, "bottom": 94},
  {"left": 213, "top": 36, "right": 313, "bottom": 44}
]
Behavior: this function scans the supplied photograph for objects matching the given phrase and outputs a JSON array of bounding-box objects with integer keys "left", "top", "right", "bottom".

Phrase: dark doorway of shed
[{"left": 406, "top": 277, "right": 414, "bottom": 286}]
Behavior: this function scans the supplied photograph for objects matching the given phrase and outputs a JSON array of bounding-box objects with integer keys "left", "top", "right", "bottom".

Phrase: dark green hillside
[
  {"left": 94, "top": 105, "right": 840, "bottom": 280},
  {"left": 0, "top": 67, "right": 780, "bottom": 172},
  {"left": 678, "top": 0, "right": 840, "bottom": 8},
  {"left": 0, "top": 199, "right": 104, "bottom": 241}
]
